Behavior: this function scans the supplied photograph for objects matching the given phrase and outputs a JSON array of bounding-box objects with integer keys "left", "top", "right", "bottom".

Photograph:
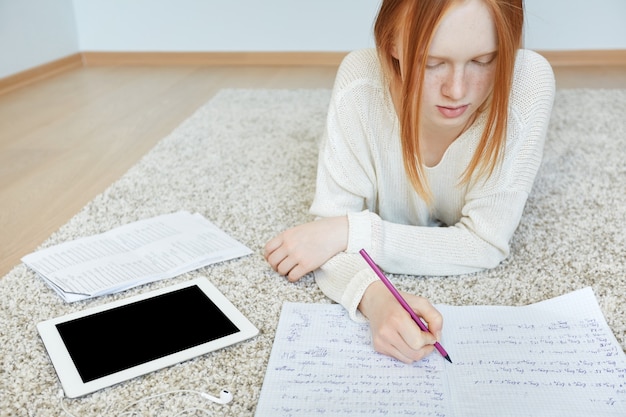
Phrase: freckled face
[
  {"left": 425, "top": 0, "right": 498, "bottom": 133},
  {"left": 397, "top": 0, "right": 499, "bottom": 137}
]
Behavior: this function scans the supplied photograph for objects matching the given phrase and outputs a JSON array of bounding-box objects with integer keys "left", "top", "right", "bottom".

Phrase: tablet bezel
[{"left": 37, "top": 277, "right": 259, "bottom": 398}]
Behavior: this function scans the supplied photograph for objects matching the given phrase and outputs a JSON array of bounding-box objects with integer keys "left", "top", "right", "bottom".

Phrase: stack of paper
[{"left": 22, "top": 211, "right": 252, "bottom": 302}]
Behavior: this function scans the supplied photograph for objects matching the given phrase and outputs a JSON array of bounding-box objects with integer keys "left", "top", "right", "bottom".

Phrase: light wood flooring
[{"left": 1, "top": 64, "right": 625, "bottom": 277}]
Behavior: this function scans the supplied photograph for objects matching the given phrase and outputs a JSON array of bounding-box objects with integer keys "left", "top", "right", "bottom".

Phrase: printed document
[{"left": 22, "top": 211, "right": 252, "bottom": 302}]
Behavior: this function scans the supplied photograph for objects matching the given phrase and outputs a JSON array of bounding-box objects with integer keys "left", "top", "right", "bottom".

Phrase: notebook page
[
  {"left": 255, "top": 302, "right": 450, "bottom": 417},
  {"left": 441, "top": 287, "right": 626, "bottom": 417}
]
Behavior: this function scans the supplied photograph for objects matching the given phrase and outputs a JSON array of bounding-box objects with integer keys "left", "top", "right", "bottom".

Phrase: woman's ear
[{"left": 391, "top": 42, "right": 399, "bottom": 59}]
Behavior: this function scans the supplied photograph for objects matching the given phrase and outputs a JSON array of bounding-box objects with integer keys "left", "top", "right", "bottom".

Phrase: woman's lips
[{"left": 437, "top": 104, "right": 469, "bottom": 118}]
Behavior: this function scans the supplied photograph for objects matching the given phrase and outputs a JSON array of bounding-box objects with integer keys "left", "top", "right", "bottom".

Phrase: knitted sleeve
[{"left": 310, "top": 49, "right": 390, "bottom": 321}]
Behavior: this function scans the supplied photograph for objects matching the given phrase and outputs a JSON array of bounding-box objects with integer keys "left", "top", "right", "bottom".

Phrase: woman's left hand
[{"left": 264, "top": 216, "right": 348, "bottom": 282}]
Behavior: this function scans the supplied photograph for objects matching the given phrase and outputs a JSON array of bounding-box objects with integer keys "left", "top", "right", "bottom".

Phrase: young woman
[{"left": 265, "top": 0, "right": 555, "bottom": 363}]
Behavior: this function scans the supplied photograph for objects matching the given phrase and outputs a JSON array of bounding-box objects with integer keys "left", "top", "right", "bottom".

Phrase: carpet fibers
[{"left": 1, "top": 88, "right": 625, "bottom": 416}]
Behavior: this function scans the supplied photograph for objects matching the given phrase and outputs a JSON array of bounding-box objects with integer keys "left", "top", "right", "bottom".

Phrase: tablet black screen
[{"left": 56, "top": 285, "right": 240, "bottom": 382}]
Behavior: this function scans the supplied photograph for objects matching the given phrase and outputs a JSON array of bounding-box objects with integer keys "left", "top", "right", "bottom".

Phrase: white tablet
[{"left": 37, "top": 278, "right": 259, "bottom": 398}]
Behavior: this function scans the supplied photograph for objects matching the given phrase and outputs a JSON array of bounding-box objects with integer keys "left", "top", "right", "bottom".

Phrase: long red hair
[{"left": 374, "top": 0, "right": 524, "bottom": 202}]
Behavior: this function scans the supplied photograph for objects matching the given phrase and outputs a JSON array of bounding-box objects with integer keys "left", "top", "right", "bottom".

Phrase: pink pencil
[{"left": 359, "top": 248, "right": 452, "bottom": 363}]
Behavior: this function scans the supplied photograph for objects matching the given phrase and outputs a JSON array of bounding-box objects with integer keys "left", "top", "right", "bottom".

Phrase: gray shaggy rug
[{"left": 1, "top": 88, "right": 624, "bottom": 416}]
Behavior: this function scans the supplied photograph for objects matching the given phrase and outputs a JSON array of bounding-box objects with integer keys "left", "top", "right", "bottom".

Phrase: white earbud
[{"left": 200, "top": 389, "right": 233, "bottom": 404}]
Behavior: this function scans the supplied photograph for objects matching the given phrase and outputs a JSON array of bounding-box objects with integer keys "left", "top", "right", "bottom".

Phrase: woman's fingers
[
  {"left": 263, "top": 235, "right": 310, "bottom": 282},
  {"left": 410, "top": 296, "right": 444, "bottom": 341},
  {"left": 263, "top": 217, "right": 349, "bottom": 282}
]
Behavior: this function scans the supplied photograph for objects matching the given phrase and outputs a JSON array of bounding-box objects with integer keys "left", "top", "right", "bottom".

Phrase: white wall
[
  {"left": 524, "top": 0, "right": 626, "bottom": 50},
  {"left": 0, "top": 0, "right": 79, "bottom": 79},
  {"left": 73, "top": 0, "right": 626, "bottom": 52},
  {"left": 1, "top": 0, "right": 625, "bottom": 80},
  {"left": 73, "top": 0, "right": 380, "bottom": 52}
]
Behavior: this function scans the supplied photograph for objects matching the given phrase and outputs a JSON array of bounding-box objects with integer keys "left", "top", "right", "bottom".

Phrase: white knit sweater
[{"left": 311, "top": 48, "right": 555, "bottom": 321}]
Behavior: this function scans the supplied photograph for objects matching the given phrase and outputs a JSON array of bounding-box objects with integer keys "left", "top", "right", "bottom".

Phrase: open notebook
[{"left": 255, "top": 287, "right": 626, "bottom": 416}]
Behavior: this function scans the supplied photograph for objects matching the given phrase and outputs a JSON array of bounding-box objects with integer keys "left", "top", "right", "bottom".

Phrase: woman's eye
[
  {"left": 426, "top": 61, "right": 443, "bottom": 69},
  {"left": 472, "top": 56, "right": 496, "bottom": 66}
]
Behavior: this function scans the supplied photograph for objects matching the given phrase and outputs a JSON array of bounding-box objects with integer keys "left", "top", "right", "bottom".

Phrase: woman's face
[{"left": 397, "top": 0, "right": 499, "bottom": 137}]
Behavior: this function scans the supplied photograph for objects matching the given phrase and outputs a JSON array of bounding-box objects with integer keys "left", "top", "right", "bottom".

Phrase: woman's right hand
[
  {"left": 264, "top": 216, "right": 348, "bottom": 282},
  {"left": 358, "top": 281, "right": 443, "bottom": 363}
]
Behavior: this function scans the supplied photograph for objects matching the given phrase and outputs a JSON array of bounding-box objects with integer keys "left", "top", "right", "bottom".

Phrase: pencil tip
[{"left": 445, "top": 355, "right": 452, "bottom": 363}]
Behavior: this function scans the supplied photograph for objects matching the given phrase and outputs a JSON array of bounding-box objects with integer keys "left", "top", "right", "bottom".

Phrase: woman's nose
[{"left": 442, "top": 68, "right": 466, "bottom": 100}]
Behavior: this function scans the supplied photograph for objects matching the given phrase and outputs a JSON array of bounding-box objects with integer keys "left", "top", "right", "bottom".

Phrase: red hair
[{"left": 374, "top": 0, "right": 524, "bottom": 202}]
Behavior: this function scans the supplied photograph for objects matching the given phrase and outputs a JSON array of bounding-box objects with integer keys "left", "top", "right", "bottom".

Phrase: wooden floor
[{"left": 1, "top": 64, "right": 625, "bottom": 277}]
